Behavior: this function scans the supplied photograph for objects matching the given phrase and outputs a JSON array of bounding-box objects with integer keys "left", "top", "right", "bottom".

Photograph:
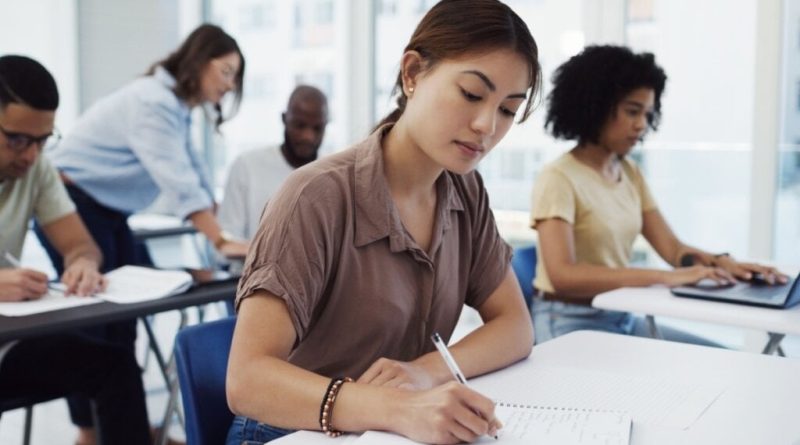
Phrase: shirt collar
[
  {"left": 153, "top": 65, "right": 177, "bottom": 89},
  {"left": 353, "top": 124, "right": 465, "bottom": 251},
  {"left": 152, "top": 65, "right": 192, "bottom": 117}
]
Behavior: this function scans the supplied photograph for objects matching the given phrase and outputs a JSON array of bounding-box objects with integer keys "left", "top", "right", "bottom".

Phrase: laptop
[{"left": 671, "top": 272, "right": 800, "bottom": 309}]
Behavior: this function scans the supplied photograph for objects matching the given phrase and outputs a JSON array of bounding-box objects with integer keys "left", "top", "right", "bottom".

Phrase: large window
[
  {"left": 625, "top": 0, "right": 759, "bottom": 261},
  {"left": 776, "top": 0, "right": 800, "bottom": 264},
  {"left": 207, "top": 0, "right": 350, "bottom": 189}
]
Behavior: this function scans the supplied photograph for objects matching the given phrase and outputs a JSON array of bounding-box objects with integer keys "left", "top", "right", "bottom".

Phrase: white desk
[
  {"left": 272, "top": 331, "right": 800, "bottom": 445},
  {"left": 593, "top": 286, "right": 800, "bottom": 355}
]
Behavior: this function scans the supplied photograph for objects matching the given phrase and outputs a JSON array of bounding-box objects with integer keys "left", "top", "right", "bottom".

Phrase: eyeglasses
[{"left": 0, "top": 123, "right": 61, "bottom": 153}]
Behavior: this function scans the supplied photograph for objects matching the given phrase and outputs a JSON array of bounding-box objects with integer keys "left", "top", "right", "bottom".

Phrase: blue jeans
[
  {"left": 532, "top": 297, "right": 722, "bottom": 347},
  {"left": 226, "top": 415, "right": 295, "bottom": 445}
]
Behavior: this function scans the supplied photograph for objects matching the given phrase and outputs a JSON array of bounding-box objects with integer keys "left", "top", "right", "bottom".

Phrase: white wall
[
  {"left": 76, "top": 0, "right": 181, "bottom": 110},
  {"left": 0, "top": 0, "right": 80, "bottom": 128}
]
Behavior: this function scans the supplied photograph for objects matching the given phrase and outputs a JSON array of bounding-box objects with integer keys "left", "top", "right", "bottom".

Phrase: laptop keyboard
[{"left": 727, "top": 283, "right": 787, "bottom": 300}]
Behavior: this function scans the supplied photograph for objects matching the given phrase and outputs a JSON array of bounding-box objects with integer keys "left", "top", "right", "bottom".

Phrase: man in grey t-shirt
[{"left": 0, "top": 55, "right": 151, "bottom": 445}]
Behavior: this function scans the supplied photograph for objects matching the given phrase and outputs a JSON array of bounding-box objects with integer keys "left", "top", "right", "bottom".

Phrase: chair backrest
[
  {"left": 174, "top": 316, "right": 236, "bottom": 445},
  {"left": 511, "top": 245, "right": 537, "bottom": 309}
]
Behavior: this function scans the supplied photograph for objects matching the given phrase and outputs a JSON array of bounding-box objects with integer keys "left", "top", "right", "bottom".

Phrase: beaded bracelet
[{"left": 319, "top": 377, "right": 353, "bottom": 437}]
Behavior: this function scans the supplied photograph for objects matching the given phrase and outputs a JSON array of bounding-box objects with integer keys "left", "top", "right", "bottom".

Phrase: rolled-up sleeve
[
  {"left": 34, "top": 157, "right": 76, "bottom": 225},
  {"left": 530, "top": 168, "right": 576, "bottom": 228},
  {"left": 235, "top": 174, "right": 339, "bottom": 340},
  {"left": 465, "top": 173, "right": 512, "bottom": 309},
  {"left": 127, "top": 98, "right": 213, "bottom": 220}
]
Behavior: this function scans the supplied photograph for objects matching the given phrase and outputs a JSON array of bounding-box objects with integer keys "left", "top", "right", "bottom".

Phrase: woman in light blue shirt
[
  {"left": 36, "top": 24, "right": 247, "bottom": 443},
  {"left": 42, "top": 23, "right": 248, "bottom": 269}
]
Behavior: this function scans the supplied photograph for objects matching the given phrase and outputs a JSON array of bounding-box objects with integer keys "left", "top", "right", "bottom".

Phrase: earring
[{"left": 408, "top": 87, "right": 414, "bottom": 96}]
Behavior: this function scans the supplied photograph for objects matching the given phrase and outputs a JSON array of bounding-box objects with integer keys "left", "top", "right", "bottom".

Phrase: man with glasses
[
  {"left": 0, "top": 55, "right": 151, "bottom": 445},
  {"left": 219, "top": 85, "right": 329, "bottom": 240}
]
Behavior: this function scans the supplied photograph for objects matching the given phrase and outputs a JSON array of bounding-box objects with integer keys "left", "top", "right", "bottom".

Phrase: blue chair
[
  {"left": 511, "top": 245, "right": 537, "bottom": 310},
  {"left": 174, "top": 317, "right": 236, "bottom": 445}
]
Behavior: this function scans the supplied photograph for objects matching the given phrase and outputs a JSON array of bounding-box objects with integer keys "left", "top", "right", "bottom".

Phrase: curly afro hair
[{"left": 545, "top": 45, "right": 666, "bottom": 144}]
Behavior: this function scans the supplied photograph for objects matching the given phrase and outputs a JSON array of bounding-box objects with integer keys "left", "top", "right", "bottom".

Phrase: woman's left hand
[
  {"left": 715, "top": 256, "right": 790, "bottom": 285},
  {"left": 357, "top": 357, "right": 438, "bottom": 391}
]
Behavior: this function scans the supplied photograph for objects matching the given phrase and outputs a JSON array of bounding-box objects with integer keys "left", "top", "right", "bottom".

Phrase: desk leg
[
  {"left": 157, "top": 361, "right": 182, "bottom": 445},
  {"left": 762, "top": 332, "right": 785, "bottom": 355},
  {"left": 22, "top": 406, "right": 32, "bottom": 445},
  {"left": 142, "top": 317, "right": 171, "bottom": 386},
  {"left": 645, "top": 315, "right": 664, "bottom": 339},
  {"left": 141, "top": 311, "right": 188, "bottom": 445}
]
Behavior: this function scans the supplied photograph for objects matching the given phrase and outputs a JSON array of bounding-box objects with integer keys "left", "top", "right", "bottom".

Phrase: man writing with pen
[
  {"left": 0, "top": 57, "right": 103, "bottom": 300},
  {"left": 0, "top": 55, "right": 151, "bottom": 445}
]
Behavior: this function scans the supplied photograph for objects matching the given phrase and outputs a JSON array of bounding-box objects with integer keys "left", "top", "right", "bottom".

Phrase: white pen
[
  {"left": 3, "top": 250, "right": 21, "bottom": 267},
  {"left": 431, "top": 331, "right": 499, "bottom": 440},
  {"left": 431, "top": 332, "right": 469, "bottom": 384}
]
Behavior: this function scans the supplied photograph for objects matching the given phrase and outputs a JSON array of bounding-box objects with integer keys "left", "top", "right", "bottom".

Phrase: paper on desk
[
  {"left": 270, "top": 430, "right": 359, "bottom": 444},
  {"left": 0, "top": 266, "right": 193, "bottom": 315},
  {"left": 97, "top": 266, "right": 193, "bottom": 304},
  {"left": 479, "top": 364, "right": 725, "bottom": 430},
  {"left": 354, "top": 405, "right": 631, "bottom": 445},
  {"left": 0, "top": 290, "right": 102, "bottom": 316}
]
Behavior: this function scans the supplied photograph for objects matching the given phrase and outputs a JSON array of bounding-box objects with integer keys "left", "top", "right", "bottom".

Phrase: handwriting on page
[
  {"left": 484, "top": 365, "right": 726, "bottom": 430},
  {"left": 495, "top": 405, "right": 630, "bottom": 445}
]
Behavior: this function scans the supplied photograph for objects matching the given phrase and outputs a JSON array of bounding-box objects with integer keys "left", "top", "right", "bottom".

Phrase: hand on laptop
[
  {"left": 664, "top": 265, "right": 734, "bottom": 287},
  {"left": 712, "top": 256, "right": 789, "bottom": 286}
]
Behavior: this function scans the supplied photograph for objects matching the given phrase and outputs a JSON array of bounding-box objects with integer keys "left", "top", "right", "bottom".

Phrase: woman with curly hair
[{"left": 529, "top": 45, "right": 787, "bottom": 343}]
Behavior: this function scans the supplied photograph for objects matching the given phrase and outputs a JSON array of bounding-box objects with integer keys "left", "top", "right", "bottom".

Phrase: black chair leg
[{"left": 22, "top": 406, "right": 32, "bottom": 445}]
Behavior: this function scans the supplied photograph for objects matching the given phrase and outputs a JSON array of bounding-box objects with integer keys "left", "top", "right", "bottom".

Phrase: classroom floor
[{"left": 3, "top": 235, "right": 799, "bottom": 444}]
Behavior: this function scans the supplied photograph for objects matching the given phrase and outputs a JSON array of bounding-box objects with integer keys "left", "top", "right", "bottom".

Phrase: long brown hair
[
  {"left": 147, "top": 24, "right": 245, "bottom": 129},
  {"left": 375, "top": 0, "right": 541, "bottom": 130}
]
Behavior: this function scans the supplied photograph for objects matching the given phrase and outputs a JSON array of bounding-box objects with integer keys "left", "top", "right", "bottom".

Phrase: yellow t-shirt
[{"left": 530, "top": 152, "right": 657, "bottom": 293}]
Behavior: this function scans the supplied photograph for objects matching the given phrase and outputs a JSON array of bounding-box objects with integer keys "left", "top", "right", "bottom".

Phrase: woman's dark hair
[
  {"left": 375, "top": 0, "right": 541, "bottom": 130},
  {"left": 147, "top": 24, "right": 245, "bottom": 128},
  {"left": 0, "top": 55, "right": 59, "bottom": 111},
  {"left": 545, "top": 45, "right": 667, "bottom": 144}
]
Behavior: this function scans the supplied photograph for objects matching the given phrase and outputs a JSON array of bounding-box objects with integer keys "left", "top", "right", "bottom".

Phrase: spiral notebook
[
  {"left": 492, "top": 402, "right": 631, "bottom": 444},
  {"left": 352, "top": 403, "right": 631, "bottom": 445}
]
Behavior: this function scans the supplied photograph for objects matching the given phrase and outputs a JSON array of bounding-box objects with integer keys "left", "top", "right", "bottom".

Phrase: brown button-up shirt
[{"left": 236, "top": 125, "right": 512, "bottom": 378}]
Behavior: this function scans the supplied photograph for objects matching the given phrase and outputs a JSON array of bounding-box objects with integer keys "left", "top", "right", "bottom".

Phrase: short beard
[{"left": 282, "top": 130, "right": 318, "bottom": 169}]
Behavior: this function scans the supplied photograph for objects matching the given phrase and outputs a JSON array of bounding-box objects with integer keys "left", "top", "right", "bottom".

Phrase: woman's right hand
[
  {"left": 661, "top": 265, "right": 734, "bottom": 287},
  {"left": 391, "top": 381, "right": 501, "bottom": 444}
]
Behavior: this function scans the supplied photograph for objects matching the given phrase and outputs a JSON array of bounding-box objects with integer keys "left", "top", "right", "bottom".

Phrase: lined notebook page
[
  {"left": 353, "top": 407, "right": 630, "bottom": 445},
  {"left": 476, "top": 365, "right": 726, "bottom": 429},
  {"left": 493, "top": 403, "right": 631, "bottom": 444}
]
